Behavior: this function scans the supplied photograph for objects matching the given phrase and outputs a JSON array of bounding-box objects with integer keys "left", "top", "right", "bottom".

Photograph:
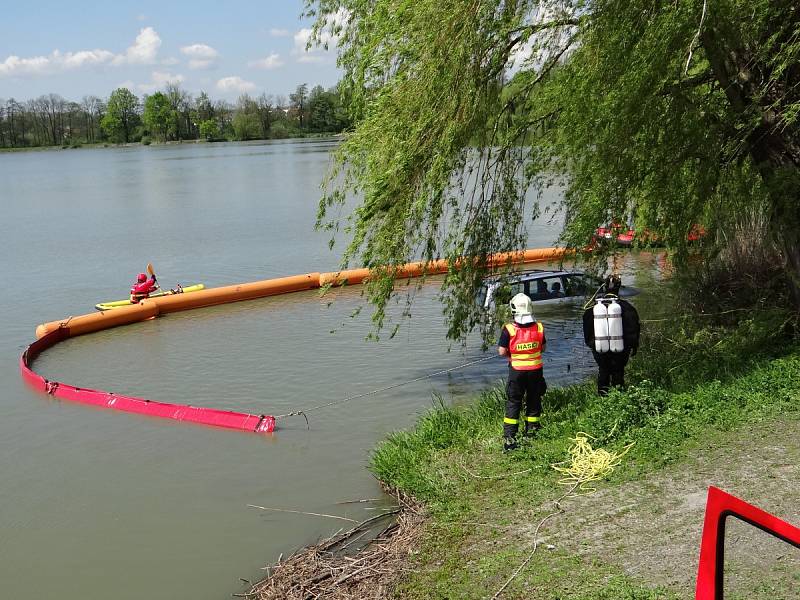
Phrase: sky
[{"left": 0, "top": 0, "right": 343, "bottom": 102}]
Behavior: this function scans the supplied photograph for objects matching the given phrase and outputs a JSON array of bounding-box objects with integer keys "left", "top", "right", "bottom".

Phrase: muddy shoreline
[{"left": 246, "top": 491, "right": 424, "bottom": 600}]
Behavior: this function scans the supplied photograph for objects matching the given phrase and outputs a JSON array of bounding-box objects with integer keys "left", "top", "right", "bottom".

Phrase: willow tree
[{"left": 307, "top": 0, "right": 800, "bottom": 340}]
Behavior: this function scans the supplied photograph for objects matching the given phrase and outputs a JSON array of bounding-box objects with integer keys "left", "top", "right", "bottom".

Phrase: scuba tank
[
  {"left": 593, "top": 299, "right": 610, "bottom": 353},
  {"left": 608, "top": 299, "right": 624, "bottom": 353}
]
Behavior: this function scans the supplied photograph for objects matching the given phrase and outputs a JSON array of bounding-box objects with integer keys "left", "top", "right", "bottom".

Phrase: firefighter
[
  {"left": 582, "top": 274, "right": 640, "bottom": 395},
  {"left": 498, "top": 292, "right": 547, "bottom": 452}
]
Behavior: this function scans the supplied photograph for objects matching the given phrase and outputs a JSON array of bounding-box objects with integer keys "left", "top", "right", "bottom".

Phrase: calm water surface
[{"left": 0, "top": 139, "right": 663, "bottom": 599}]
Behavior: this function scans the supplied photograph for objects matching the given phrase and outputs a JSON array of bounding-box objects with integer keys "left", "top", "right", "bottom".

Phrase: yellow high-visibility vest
[{"left": 505, "top": 322, "right": 544, "bottom": 370}]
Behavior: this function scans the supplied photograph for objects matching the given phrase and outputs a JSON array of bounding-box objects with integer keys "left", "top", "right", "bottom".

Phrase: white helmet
[{"left": 509, "top": 293, "right": 535, "bottom": 324}]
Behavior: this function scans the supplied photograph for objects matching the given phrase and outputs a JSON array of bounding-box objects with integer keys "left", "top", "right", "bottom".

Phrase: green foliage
[
  {"left": 372, "top": 391, "right": 506, "bottom": 501},
  {"left": 675, "top": 238, "right": 791, "bottom": 316},
  {"left": 307, "top": 0, "right": 800, "bottom": 342},
  {"left": 142, "top": 91, "right": 175, "bottom": 142},
  {"left": 270, "top": 121, "right": 290, "bottom": 139},
  {"left": 290, "top": 83, "right": 309, "bottom": 129},
  {"left": 194, "top": 91, "right": 214, "bottom": 123},
  {"left": 140, "top": 135, "right": 151, "bottom": 146},
  {"left": 231, "top": 111, "right": 260, "bottom": 140},
  {"left": 199, "top": 119, "right": 221, "bottom": 141},
  {"left": 0, "top": 82, "right": 345, "bottom": 148},
  {"left": 537, "top": 1, "right": 800, "bottom": 269},
  {"left": 307, "top": 85, "right": 349, "bottom": 132},
  {"left": 309, "top": 0, "right": 551, "bottom": 340},
  {"left": 100, "top": 87, "right": 140, "bottom": 143}
]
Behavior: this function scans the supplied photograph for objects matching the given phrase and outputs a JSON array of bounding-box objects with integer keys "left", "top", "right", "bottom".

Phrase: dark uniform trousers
[
  {"left": 592, "top": 348, "right": 631, "bottom": 395},
  {"left": 504, "top": 367, "right": 546, "bottom": 438}
]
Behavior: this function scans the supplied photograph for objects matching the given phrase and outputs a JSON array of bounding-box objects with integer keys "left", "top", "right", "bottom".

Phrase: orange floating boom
[{"left": 37, "top": 248, "right": 569, "bottom": 339}]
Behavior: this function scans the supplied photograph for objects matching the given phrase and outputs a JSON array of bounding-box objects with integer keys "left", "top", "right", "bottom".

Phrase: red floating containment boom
[{"left": 20, "top": 326, "right": 276, "bottom": 434}]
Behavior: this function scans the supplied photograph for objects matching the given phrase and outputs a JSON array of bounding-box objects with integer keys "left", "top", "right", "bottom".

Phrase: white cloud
[
  {"left": 0, "top": 54, "right": 51, "bottom": 76},
  {"left": 0, "top": 48, "right": 115, "bottom": 76},
  {"left": 153, "top": 70, "right": 184, "bottom": 85},
  {"left": 60, "top": 49, "right": 116, "bottom": 69},
  {"left": 293, "top": 29, "right": 322, "bottom": 64},
  {"left": 112, "top": 27, "right": 161, "bottom": 65},
  {"left": 181, "top": 44, "right": 218, "bottom": 59},
  {"left": 0, "top": 27, "right": 163, "bottom": 77},
  {"left": 187, "top": 59, "right": 211, "bottom": 70},
  {"left": 248, "top": 53, "right": 284, "bottom": 70},
  {"left": 269, "top": 28, "right": 290, "bottom": 37},
  {"left": 508, "top": 37, "right": 536, "bottom": 72},
  {"left": 292, "top": 10, "right": 349, "bottom": 64},
  {"left": 137, "top": 70, "right": 185, "bottom": 93},
  {"left": 216, "top": 75, "right": 256, "bottom": 93},
  {"left": 180, "top": 43, "right": 219, "bottom": 70},
  {"left": 161, "top": 56, "right": 180, "bottom": 66},
  {"left": 505, "top": 6, "right": 579, "bottom": 74}
]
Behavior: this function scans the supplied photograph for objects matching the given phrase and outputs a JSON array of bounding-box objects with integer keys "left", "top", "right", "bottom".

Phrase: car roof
[{"left": 484, "top": 269, "right": 583, "bottom": 285}]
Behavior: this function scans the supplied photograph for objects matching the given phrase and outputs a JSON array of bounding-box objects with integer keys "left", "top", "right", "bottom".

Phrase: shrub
[
  {"left": 232, "top": 112, "right": 260, "bottom": 140},
  {"left": 270, "top": 121, "right": 289, "bottom": 139},
  {"left": 677, "top": 211, "right": 791, "bottom": 316},
  {"left": 199, "top": 119, "right": 221, "bottom": 141}
]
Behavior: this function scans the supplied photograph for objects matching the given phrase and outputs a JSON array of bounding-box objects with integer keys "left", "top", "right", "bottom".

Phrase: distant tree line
[{"left": 0, "top": 82, "right": 350, "bottom": 148}]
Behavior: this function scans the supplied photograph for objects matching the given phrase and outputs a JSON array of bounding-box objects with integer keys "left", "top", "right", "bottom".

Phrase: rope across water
[{"left": 274, "top": 355, "right": 500, "bottom": 420}]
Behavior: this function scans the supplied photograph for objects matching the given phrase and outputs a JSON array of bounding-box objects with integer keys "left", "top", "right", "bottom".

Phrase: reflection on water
[{"left": 0, "top": 139, "right": 663, "bottom": 600}]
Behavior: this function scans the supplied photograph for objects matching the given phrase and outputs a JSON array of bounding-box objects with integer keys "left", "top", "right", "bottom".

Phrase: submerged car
[{"left": 478, "top": 269, "right": 639, "bottom": 311}]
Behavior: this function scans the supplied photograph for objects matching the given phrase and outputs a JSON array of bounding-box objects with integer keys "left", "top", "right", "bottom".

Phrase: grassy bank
[{"left": 370, "top": 309, "right": 800, "bottom": 598}]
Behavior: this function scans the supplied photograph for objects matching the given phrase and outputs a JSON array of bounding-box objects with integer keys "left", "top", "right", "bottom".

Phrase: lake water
[{"left": 0, "top": 139, "right": 663, "bottom": 599}]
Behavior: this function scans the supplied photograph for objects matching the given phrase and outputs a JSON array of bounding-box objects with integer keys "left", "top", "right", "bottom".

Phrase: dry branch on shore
[{"left": 246, "top": 491, "right": 425, "bottom": 600}]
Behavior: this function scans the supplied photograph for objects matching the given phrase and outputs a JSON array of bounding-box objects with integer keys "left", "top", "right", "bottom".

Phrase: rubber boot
[
  {"left": 523, "top": 423, "right": 541, "bottom": 439},
  {"left": 503, "top": 437, "right": 518, "bottom": 453}
]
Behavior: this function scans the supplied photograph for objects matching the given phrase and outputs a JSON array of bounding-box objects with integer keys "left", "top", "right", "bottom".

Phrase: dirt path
[{"left": 539, "top": 419, "right": 800, "bottom": 598}]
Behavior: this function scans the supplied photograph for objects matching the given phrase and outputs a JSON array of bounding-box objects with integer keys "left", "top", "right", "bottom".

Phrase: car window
[
  {"left": 563, "top": 275, "right": 588, "bottom": 296},
  {"left": 493, "top": 280, "right": 526, "bottom": 306},
  {"left": 529, "top": 276, "right": 566, "bottom": 300},
  {"left": 476, "top": 285, "right": 488, "bottom": 308},
  {"left": 566, "top": 274, "right": 605, "bottom": 296}
]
